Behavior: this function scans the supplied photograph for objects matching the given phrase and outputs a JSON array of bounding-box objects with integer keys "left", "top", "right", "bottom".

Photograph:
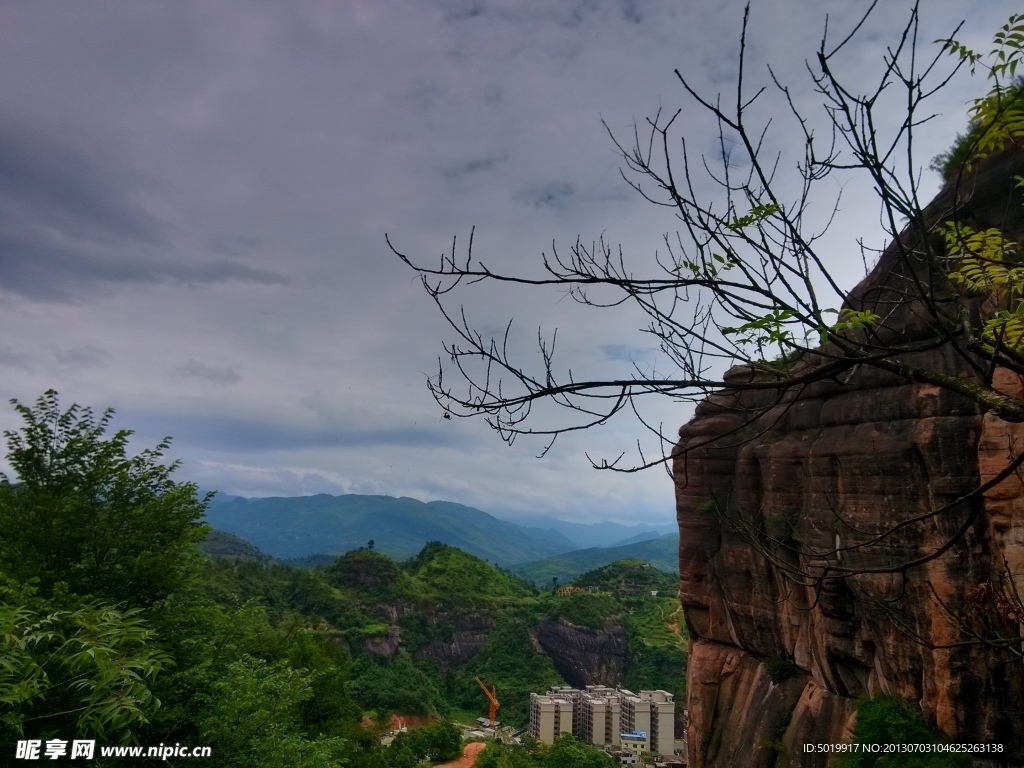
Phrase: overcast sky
[{"left": 0, "top": 0, "right": 1015, "bottom": 524}]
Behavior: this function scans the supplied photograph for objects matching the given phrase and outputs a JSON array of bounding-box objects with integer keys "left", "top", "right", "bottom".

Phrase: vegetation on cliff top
[{"left": 840, "top": 697, "right": 971, "bottom": 768}]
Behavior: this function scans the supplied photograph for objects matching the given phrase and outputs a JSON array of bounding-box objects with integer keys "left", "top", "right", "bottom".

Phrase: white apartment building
[
  {"left": 573, "top": 685, "right": 622, "bottom": 748},
  {"left": 618, "top": 688, "right": 676, "bottom": 758},
  {"left": 528, "top": 685, "right": 676, "bottom": 758},
  {"left": 528, "top": 691, "right": 573, "bottom": 743}
]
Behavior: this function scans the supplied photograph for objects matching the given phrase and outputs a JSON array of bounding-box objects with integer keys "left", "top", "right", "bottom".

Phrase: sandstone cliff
[{"left": 675, "top": 148, "right": 1024, "bottom": 767}]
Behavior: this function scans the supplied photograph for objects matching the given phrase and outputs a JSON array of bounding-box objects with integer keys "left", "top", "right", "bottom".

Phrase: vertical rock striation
[{"left": 675, "top": 149, "right": 1024, "bottom": 767}]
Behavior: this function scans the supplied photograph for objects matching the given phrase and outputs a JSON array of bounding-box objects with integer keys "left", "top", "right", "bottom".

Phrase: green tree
[
  {"left": 0, "top": 579, "right": 169, "bottom": 746},
  {"left": 474, "top": 741, "right": 534, "bottom": 768},
  {"left": 0, "top": 391, "right": 210, "bottom": 604},
  {"left": 388, "top": 719, "right": 462, "bottom": 764},
  {"left": 348, "top": 650, "right": 449, "bottom": 717},
  {"left": 839, "top": 697, "right": 970, "bottom": 768},
  {"left": 197, "top": 655, "right": 349, "bottom": 768},
  {"left": 541, "top": 734, "right": 616, "bottom": 768}
]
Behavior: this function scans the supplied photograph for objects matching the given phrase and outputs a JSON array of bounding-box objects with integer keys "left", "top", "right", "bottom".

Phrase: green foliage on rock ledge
[{"left": 839, "top": 696, "right": 971, "bottom": 768}]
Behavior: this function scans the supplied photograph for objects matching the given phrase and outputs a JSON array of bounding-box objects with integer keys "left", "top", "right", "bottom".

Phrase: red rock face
[{"left": 674, "top": 149, "right": 1024, "bottom": 767}]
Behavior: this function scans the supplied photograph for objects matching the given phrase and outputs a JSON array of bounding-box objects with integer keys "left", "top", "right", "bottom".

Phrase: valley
[{"left": 203, "top": 492, "right": 679, "bottom": 582}]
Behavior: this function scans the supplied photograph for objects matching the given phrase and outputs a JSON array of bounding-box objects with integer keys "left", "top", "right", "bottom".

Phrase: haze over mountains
[
  {"left": 508, "top": 534, "right": 679, "bottom": 586},
  {"left": 203, "top": 493, "right": 677, "bottom": 570}
]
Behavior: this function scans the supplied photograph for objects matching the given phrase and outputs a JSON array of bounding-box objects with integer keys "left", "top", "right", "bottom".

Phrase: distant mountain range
[
  {"left": 204, "top": 493, "right": 572, "bottom": 565},
  {"left": 511, "top": 515, "right": 677, "bottom": 549},
  {"left": 202, "top": 493, "right": 678, "bottom": 569},
  {"left": 510, "top": 534, "right": 679, "bottom": 586}
]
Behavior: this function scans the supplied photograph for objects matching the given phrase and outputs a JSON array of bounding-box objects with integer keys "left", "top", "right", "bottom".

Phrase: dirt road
[{"left": 434, "top": 741, "right": 486, "bottom": 768}]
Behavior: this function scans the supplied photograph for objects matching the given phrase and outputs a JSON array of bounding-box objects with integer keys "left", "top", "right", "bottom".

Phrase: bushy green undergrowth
[
  {"left": 839, "top": 697, "right": 971, "bottom": 768},
  {"left": 930, "top": 77, "right": 1024, "bottom": 182},
  {"left": 475, "top": 734, "right": 616, "bottom": 768},
  {"left": 550, "top": 590, "right": 622, "bottom": 628},
  {"left": 404, "top": 541, "right": 534, "bottom": 609},
  {"left": 571, "top": 558, "right": 678, "bottom": 595}
]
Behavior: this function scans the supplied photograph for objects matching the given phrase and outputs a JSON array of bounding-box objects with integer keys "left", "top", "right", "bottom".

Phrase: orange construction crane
[{"left": 475, "top": 676, "right": 500, "bottom": 728}]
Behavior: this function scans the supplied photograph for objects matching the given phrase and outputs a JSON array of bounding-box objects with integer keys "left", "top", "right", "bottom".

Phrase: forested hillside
[{"left": 0, "top": 394, "right": 685, "bottom": 766}]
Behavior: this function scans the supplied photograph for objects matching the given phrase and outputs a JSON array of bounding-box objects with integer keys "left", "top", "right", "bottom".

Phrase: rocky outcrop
[
  {"left": 535, "top": 616, "right": 629, "bottom": 688},
  {"left": 675, "top": 149, "right": 1024, "bottom": 767},
  {"left": 365, "top": 624, "right": 402, "bottom": 658},
  {"left": 413, "top": 613, "right": 495, "bottom": 673},
  {"left": 362, "top": 605, "right": 495, "bottom": 670}
]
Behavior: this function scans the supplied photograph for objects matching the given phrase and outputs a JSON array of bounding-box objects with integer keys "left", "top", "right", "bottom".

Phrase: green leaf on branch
[
  {"left": 722, "top": 309, "right": 796, "bottom": 358},
  {"left": 726, "top": 202, "right": 781, "bottom": 232},
  {"left": 941, "top": 223, "right": 1024, "bottom": 295}
]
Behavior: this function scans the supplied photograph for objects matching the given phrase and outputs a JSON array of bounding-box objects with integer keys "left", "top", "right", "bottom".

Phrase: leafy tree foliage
[
  {"left": 197, "top": 655, "right": 350, "bottom": 768},
  {"left": 0, "top": 580, "right": 169, "bottom": 747},
  {"left": 839, "top": 696, "right": 971, "bottom": 768},
  {"left": 0, "top": 391, "right": 209, "bottom": 604},
  {"left": 549, "top": 590, "right": 620, "bottom": 629},
  {"left": 325, "top": 548, "right": 418, "bottom": 604},
  {"left": 475, "top": 734, "right": 615, "bottom": 768},
  {"left": 570, "top": 558, "right": 678, "bottom": 594},
  {"left": 403, "top": 542, "right": 533, "bottom": 609},
  {"left": 387, "top": 718, "right": 462, "bottom": 764},
  {"left": 348, "top": 650, "right": 450, "bottom": 717}
]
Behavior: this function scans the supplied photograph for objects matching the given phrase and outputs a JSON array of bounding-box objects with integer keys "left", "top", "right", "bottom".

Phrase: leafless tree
[{"left": 389, "top": 1, "right": 1024, "bottom": 592}]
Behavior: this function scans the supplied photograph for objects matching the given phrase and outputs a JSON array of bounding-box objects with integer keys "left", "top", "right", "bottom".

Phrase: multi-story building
[
  {"left": 618, "top": 688, "right": 675, "bottom": 758},
  {"left": 528, "top": 685, "right": 676, "bottom": 758},
  {"left": 573, "top": 685, "right": 621, "bottom": 748},
  {"left": 528, "top": 690, "right": 573, "bottom": 744}
]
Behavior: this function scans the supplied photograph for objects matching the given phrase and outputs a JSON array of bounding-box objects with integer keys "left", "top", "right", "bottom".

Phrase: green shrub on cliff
[
  {"left": 550, "top": 590, "right": 621, "bottom": 628},
  {"left": 840, "top": 696, "right": 971, "bottom": 768},
  {"left": 325, "top": 548, "right": 421, "bottom": 604},
  {"left": 930, "top": 77, "right": 1024, "bottom": 182},
  {"left": 348, "top": 649, "right": 450, "bottom": 717}
]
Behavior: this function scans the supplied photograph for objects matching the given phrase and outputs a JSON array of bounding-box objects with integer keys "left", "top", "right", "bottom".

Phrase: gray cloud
[
  {"left": 54, "top": 345, "right": 109, "bottom": 370},
  {"left": 171, "top": 361, "right": 241, "bottom": 385},
  {"left": 124, "top": 409, "right": 457, "bottom": 454},
  {"left": 443, "top": 153, "right": 509, "bottom": 182},
  {"left": 600, "top": 344, "right": 653, "bottom": 363},
  {"left": 0, "top": 232, "right": 286, "bottom": 302},
  {"left": 517, "top": 181, "right": 576, "bottom": 210},
  {"left": 0, "top": 0, "right": 1016, "bottom": 524},
  {"left": 0, "top": 124, "right": 166, "bottom": 247}
]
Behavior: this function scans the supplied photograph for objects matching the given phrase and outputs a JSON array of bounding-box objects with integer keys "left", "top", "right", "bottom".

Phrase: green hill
[
  {"left": 198, "top": 528, "right": 276, "bottom": 563},
  {"left": 203, "top": 493, "right": 577, "bottom": 566},
  {"left": 570, "top": 558, "right": 679, "bottom": 594},
  {"left": 511, "top": 534, "right": 679, "bottom": 585},
  {"left": 194, "top": 535, "right": 687, "bottom": 730}
]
